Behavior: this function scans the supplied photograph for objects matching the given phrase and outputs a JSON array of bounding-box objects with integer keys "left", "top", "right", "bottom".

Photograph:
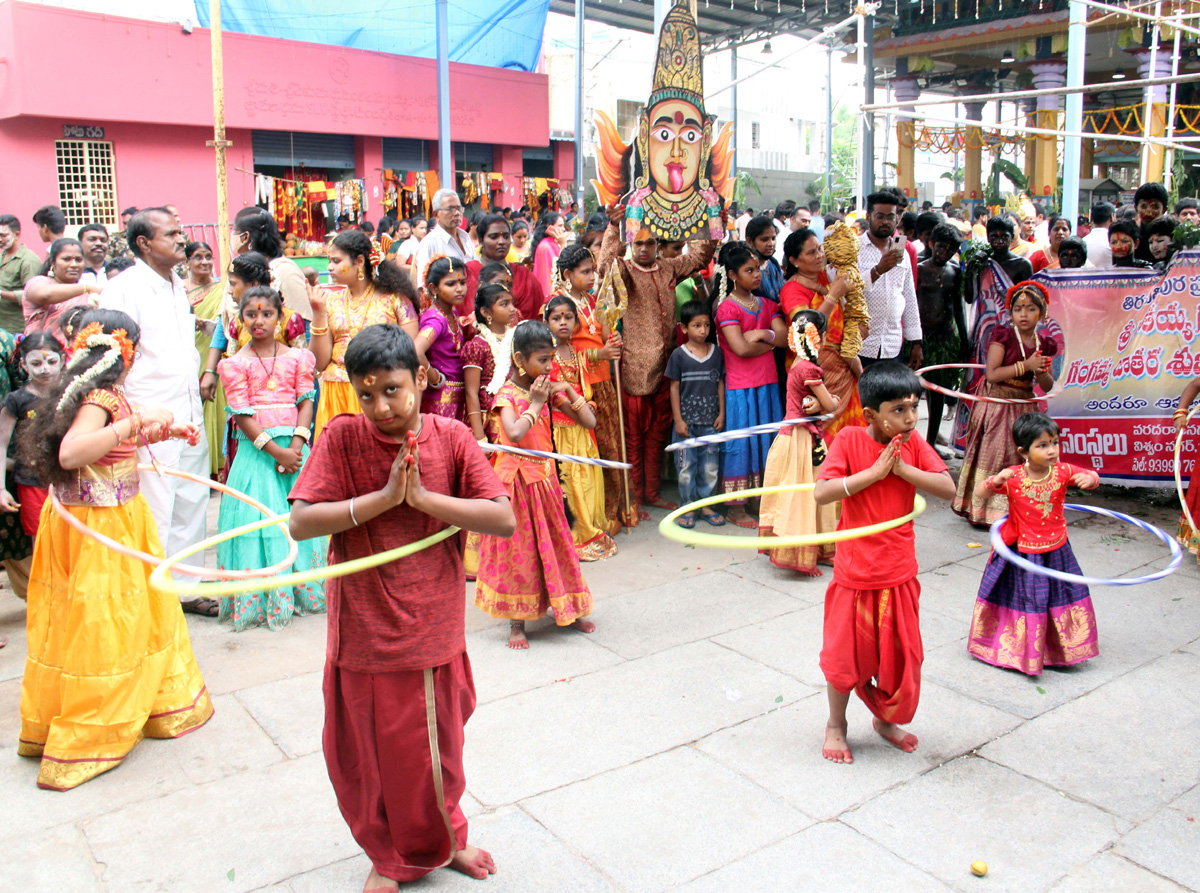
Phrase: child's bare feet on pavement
[
  {"left": 450, "top": 845, "right": 497, "bottom": 879},
  {"left": 363, "top": 866, "right": 399, "bottom": 892},
  {"left": 644, "top": 496, "right": 678, "bottom": 511},
  {"left": 873, "top": 718, "right": 918, "bottom": 752},
  {"left": 507, "top": 621, "right": 528, "bottom": 650},
  {"left": 573, "top": 619, "right": 596, "bottom": 633},
  {"left": 822, "top": 723, "right": 853, "bottom": 763}
]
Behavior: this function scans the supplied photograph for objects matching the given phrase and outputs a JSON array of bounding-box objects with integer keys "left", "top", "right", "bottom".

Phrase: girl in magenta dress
[
  {"left": 415, "top": 255, "right": 471, "bottom": 420},
  {"left": 713, "top": 241, "right": 787, "bottom": 528},
  {"left": 967, "top": 413, "right": 1101, "bottom": 675}
]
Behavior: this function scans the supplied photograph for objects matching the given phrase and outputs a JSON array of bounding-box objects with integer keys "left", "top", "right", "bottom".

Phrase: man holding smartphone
[{"left": 856, "top": 192, "right": 923, "bottom": 370}]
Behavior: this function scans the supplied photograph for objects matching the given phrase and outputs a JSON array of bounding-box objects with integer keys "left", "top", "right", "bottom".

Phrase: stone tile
[
  {"left": 923, "top": 633, "right": 1130, "bottom": 721},
  {"left": 1116, "top": 784, "right": 1200, "bottom": 892},
  {"left": 697, "top": 681, "right": 1021, "bottom": 821},
  {"left": 522, "top": 747, "right": 811, "bottom": 891},
  {"left": 2, "top": 821, "right": 102, "bottom": 891},
  {"left": 463, "top": 640, "right": 812, "bottom": 806},
  {"left": 83, "top": 752, "right": 356, "bottom": 893},
  {"left": 395, "top": 806, "right": 620, "bottom": 892},
  {"left": 0, "top": 693, "right": 283, "bottom": 835},
  {"left": 464, "top": 630, "right": 623, "bottom": 705},
  {"left": 842, "top": 757, "right": 1124, "bottom": 893},
  {"left": 712, "top": 603, "right": 967, "bottom": 691},
  {"left": 588, "top": 569, "right": 801, "bottom": 660},
  {"left": 722, "top": 554, "right": 828, "bottom": 604},
  {"left": 1046, "top": 852, "right": 1190, "bottom": 893},
  {"left": 678, "top": 821, "right": 953, "bottom": 893},
  {"left": 0, "top": 676, "right": 21, "bottom": 752},
  {"left": 916, "top": 523, "right": 994, "bottom": 571},
  {"left": 236, "top": 670, "right": 324, "bottom": 759},
  {"left": 914, "top": 561, "right": 984, "bottom": 624},
  {"left": 0, "top": 596, "right": 28, "bottom": 684},
  {"left": 188, "top": 615, "right": 328, "bottom": 697},
  {"left": 1097, "top": 572, "right": 1200, "bottom": 661},
  {"left": 1184, "top": 636, "right": 1200, "bottom": 657},
  {"left": 982, "top": 653, "right": 1200, "bottom": 823}
]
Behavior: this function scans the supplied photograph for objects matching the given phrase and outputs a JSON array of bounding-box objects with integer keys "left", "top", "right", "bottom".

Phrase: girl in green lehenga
[{"left": 184, "top": 241, "right": 227, "bottom": 477}]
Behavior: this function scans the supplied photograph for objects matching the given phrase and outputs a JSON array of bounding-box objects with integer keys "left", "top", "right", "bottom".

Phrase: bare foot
[
  {"left": 638, "top": 508, "right": 651, "bottom": 521},
  {"left": 794, "top": 567, "right": 824, "bottom": 578},
  {"left": 507, "top": 621, "right": 528, "bottom": 650},
  {"left": 644, "top": 496, "right": 678, "bottom": 511},
  {"left": 727, "top": 508, "right": 756, "bottom": 529},
  {"left": 873, "top": 718, "right": 918, "bottom": 752},
  {"left": 449, "top": 845, "right": 497, "bottom": 880},
  {"left": 573, "top": 619, "right": 596, "bottom": 633},
  {"left": 0, "top": 635, "right": 7, "bottom": 649},
  {"left": 363, "top": 866, "right": 399, "bottom": 893},
  {"left": 822, "top": 723, "right": 853, "bottom": 763}
]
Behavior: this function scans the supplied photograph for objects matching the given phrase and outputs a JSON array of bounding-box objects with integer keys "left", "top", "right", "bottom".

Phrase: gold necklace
[
  {"left": 1022, "top": 462, "right": 1053, "bottom": 485},
  {"left": 435, "top": 302, "right": 462, "bottom": 351},
  {"left": 253, "top": 340, "right": 279, "bottom": 391},
  {"left": 345, "top": 284, "right": 376, "bottom": 334}
]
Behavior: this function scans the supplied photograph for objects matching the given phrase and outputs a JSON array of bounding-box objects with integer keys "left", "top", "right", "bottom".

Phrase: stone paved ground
[{"left": 2, "top": 470, "right": 1199, "bottom": 892}]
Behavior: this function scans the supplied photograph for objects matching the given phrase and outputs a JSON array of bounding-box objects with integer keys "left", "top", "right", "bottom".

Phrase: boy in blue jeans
[{"left": 666, "top": 300, "right": 726, "bottom": 528}]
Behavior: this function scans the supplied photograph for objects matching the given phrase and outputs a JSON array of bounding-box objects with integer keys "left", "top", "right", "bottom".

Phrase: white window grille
[
  {"left": 616, "top": 99, "right": 641, "bottom": 141},
  {"left": 55, "top": 140, "right": 118, "bottom": 226},
  {"left": 752, "top": 121, "right": 761, "bottom": 149}
]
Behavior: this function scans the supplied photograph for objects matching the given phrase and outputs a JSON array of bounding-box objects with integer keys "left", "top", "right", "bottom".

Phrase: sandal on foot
[
  {"left": 700, "top": 511, "right": 725, "bottom": 527},
  {"left": 676, "top": 512, "right": 696, "bottom": 529},
  {"left": 181, "top": 598, "right": 220, "bottom": 617}
]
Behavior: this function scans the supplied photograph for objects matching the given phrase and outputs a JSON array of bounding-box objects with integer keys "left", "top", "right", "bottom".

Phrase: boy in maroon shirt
[
  {"left": 290, "top": 324, "right": 515, "bottom": 892},
  {"left": 814, "top": 361, "right": 956, "bottom": 765}
]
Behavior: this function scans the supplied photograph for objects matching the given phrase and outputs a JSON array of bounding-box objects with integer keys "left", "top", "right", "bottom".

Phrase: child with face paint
[{"left": 0, "top": 332, "right": 66, "bottom": 537}]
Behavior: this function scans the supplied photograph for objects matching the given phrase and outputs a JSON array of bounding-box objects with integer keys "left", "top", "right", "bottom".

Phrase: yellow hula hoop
[
  {"left": 150, "top": 515, "right": 461, "bottom": 599},
  {"left": 658, "top": 483, "right": 927, "bottom": 549},
  {"left": 1175, "top": 404, "right": 1200, "bottom": 541}
]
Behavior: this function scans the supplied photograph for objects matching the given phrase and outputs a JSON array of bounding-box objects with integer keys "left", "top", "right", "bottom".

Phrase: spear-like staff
[{"left": 595, "top": 257, "right": 634, "bottom": 529}]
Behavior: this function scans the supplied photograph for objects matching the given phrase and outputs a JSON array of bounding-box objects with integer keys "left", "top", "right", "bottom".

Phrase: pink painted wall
[
  {"left": 0, "top": 2, "right": 548, "bottom": 145},
  {"left": 493, "top": 146, "right": 525, "bottom": 210},
  {"left": 553, "top": 142, "right": 575, "bottom": 182}
]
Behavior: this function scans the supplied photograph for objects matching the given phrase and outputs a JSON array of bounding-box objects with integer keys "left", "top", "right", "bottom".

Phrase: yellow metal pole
[{"left": 208, "top": 0, "right": 232, "bottom": 272}]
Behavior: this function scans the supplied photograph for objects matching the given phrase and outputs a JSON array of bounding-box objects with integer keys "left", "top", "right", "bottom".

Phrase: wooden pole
[{"left": 208, "top": 0, "right": 232, "bottom": 274}]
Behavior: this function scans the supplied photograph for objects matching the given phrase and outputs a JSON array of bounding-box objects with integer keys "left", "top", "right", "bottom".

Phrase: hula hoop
[
  {"left": 479, "top": 441, "right": 631, "bottom": 469},
  {"left": 916, "top": 363, "right": 1063, "bottom": 405},
  {"left": 1174, "top": 403, "right": 1200, "bottom": 540},
  {"left": 663, "top": 414, "right": 836, "bottom": 453},
  {"left": 49, "top": 464, "right": 297, "bottom": 579},
  {"left": 657, "top": 482, "right": 926, "bottom": 549},
  {"left": 150, "top": 518, "right": 460, "bottom": 599},
  {"left": 987, "top": 504, "right": 1182, "bottom": 586}
]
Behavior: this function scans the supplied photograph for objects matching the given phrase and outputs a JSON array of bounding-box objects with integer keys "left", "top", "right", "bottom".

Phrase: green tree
[{"left": 806, "top": 105, "right": 858, "bottom": 210}]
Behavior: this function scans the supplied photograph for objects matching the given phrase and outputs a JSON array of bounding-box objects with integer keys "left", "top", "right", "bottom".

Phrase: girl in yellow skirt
[
  {"left": 17, "top": 309, "right": 214, "bottom": 790},
  {"left": 545, "top": 295, "right": 618, "bottom": 561},
  {"left": 759, "top": 309, "right": 841, "bottom": 576},
  {"left": 310, "top": 230, "right": 420, "bottom": 437}
]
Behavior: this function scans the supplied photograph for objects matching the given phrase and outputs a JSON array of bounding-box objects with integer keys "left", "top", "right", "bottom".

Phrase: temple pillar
[
  {"left": 1023, "top": 98, "right": 1037, "bottom": 188},
  {"left": 1130, "top": 48, "right": 1172, "bottom": 184},
  {"left": 894, "top": 76, "right": 920, "bottom": 200},
  {"left": 1080, "top": 139, "right": 1094, "bottom": 179},
  {"left": 962, "top": 100, "right": 986, "bottom": 205},
  {"left": 1029, "top": 60, "right": 1067, "bottom": 201}
]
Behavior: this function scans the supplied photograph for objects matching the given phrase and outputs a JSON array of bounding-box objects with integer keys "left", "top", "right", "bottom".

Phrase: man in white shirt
[
  {"left": 857, "top": 192, "right": 923, "bottom": 368},
  {"left": 78, "top": 223, "right": 109, "bottom": 289},
  {"left": 414, "top": 189, "right": 476, "bottom": 289},
  {"left": 101, "top": 208, "right": 212, "bottom": 610},
  {"left": 735, "top": 207, "right": 753, "bottom": 241},
  {"left": 1082, "top": 201, "right": 1114, "bottom": 268}
]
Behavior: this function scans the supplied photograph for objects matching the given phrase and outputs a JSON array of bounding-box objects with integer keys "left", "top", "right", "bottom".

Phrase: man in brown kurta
[{"left": 596, "top": 205, "right": 717, "bottom": 516}]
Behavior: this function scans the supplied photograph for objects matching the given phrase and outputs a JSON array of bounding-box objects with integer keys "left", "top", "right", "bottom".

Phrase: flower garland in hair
[
  {"left": 787, "top": 317, "right": 821, "bottom": 364},
  {"left": 58, "top": 324, "right": 134, "bottom": 411},
  {"left": 1005, "top": 279, "right": 1051, "bottom": 311}
]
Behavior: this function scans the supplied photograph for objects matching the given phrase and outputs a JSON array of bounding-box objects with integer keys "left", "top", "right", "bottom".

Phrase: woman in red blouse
[{"left": 779, "top": 229, "right": 865, "bottom": 440}]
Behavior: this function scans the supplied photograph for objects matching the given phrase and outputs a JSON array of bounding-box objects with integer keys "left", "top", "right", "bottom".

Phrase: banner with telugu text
[{"left": 1033, "top": 252, "right": 1200, "bottom": 487}]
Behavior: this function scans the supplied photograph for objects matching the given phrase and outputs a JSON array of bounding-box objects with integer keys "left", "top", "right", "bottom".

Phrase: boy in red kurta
[
  {"left": 289, "top": 324, "right": 515, "bottom": 892},
  {"left": 814, "top": 361, "right": 956, "bottom": 765}
]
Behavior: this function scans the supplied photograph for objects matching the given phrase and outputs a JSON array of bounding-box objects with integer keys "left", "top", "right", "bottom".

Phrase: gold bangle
[
  {"left": 310, "top": 324, "right": 330, "bottom": 336},
  {"left": 570, "top": 397, "right": 587, "bottom": 411},
  {"left": 1014, "top": 361, "right": 1024, "bottom": 376}
]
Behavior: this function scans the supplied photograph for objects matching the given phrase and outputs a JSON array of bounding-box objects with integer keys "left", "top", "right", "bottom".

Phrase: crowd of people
[{"left": 2, "top": 178, "right": 1199, "bottom": 892}]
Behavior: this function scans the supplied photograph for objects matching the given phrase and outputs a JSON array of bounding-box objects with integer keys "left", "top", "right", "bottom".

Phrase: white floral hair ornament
[
  {"left": 57, "top": 331, "right": 127, "bottom": 411},
  {"left": 481, "top": 325, "right": 516, "bottom": 395},
  {"left": 787, "top": 316, "right": 821, "bottom": 364}
]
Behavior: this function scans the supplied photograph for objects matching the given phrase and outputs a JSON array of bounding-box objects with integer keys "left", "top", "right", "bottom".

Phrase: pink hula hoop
[
  {"left": 916, "top": 363, "right": 1062, "bottom": 405},
  {"left": 49, "top": 464, "right": 297, "bottom": 580}
]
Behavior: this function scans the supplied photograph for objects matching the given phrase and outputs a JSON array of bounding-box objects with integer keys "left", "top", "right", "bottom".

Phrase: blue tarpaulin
[{"left": 194, "top": 0, "right": 549, "bottom": 71}]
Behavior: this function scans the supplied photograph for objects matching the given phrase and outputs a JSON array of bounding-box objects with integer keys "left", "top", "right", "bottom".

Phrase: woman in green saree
[{"left": 185, "top": 241, "right": 226, "bottom": 477}]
